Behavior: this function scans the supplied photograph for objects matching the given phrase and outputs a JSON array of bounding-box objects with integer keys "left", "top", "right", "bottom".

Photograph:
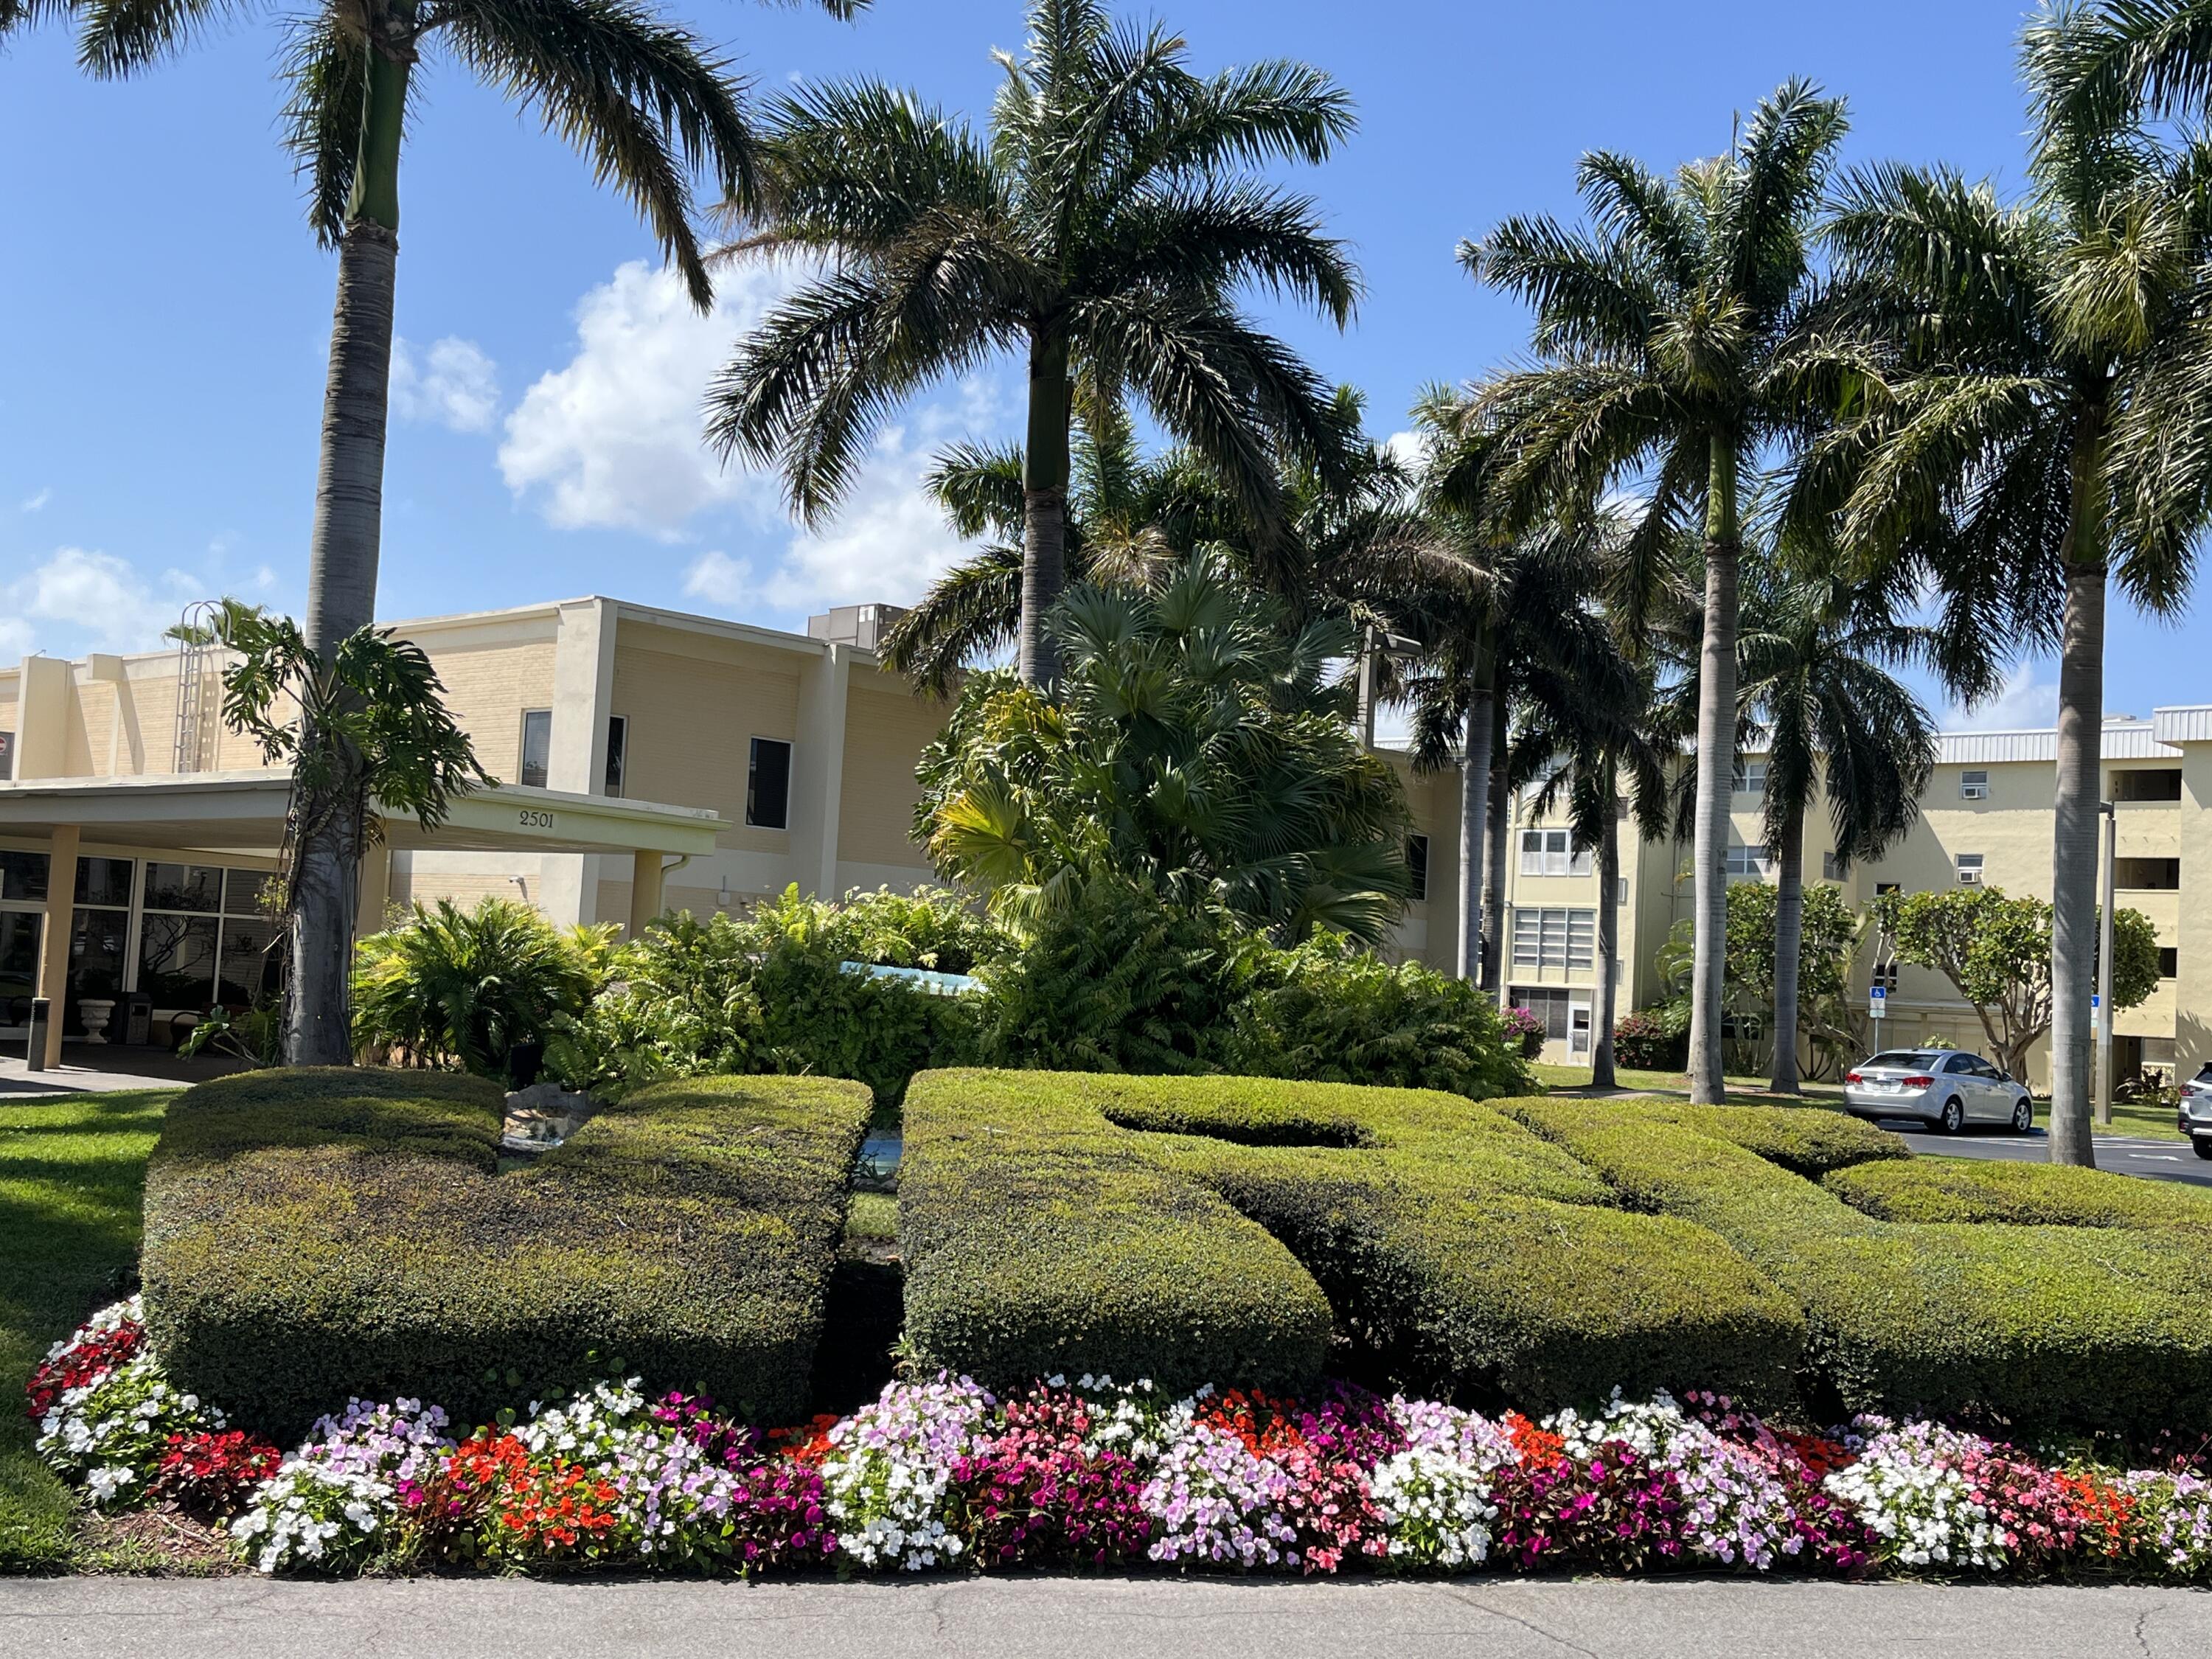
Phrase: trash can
[
  {"left": 24, "top": 998, "right": 51, "bottom": 1071},
  {"left": 122, "top": 991, "right": 153, "bottom": 1048}
]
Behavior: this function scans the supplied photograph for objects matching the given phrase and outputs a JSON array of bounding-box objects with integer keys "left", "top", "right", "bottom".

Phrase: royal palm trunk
[
  {"left": 1592, "top": 759, "right": 1621, "bottom": 1090},
  {"left": 2048, "top": 562, "right": 2107, "bottom": 1167},
  {"left": 1767, "top": 799, "right": 1805, "bottom": 1094},
  {"left": 1456, "top": 672, "right": 1495, "bottom": 983},
  {"left": 286, "top": 28, "right": 412, "bottom": 1067},
  {"left": 1018, "top": 327, "right": 1073, "bottom": 689},
  {"left": 1481, "top": 695, "right": 1510, "bottom": 993},
  {"left": 1687, "top": 437, "right": 1742, "bottom": 1104}
]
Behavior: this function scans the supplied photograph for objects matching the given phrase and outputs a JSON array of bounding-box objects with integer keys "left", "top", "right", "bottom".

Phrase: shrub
[
  {"left": 1826, "top": 1158, "right": 2212, "bottom": 1233},
  {"left": 140, "top": 1068, "right": 870, "bottom": 1438},
  {"left": 352, "top": 898, "right": 613, "bottom": 1078},
  {"left": 1612, "top": 1007, "right": 1687, "bottom": 1071},
  {"left": 1505, "top": 1098, "right": 2212, "bottom": 1436},
  {"left": 1498, "top": 1006, "right": 1546, "bottom": 1059},
  {"left": 1217, "top": 933, "right": 1534, "bottom": 1100},
  {"left": 899, "top": 1070, "right": 1803, "bottom": 1409}
]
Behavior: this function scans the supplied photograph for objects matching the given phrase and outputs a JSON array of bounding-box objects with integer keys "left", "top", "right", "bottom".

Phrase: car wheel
[
  {"left": 2011, "top": 1096, "right": 2033, "bottom": 1133},
  {"left": 2194, "top": 1138, "right": 2212, "bottom": 1163},
  {"left": 1939, "top": 1097, "right": 1965, "bottom": 1135}
]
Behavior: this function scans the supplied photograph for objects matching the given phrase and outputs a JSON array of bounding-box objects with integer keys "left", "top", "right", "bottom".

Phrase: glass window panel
[
  {"left": 1566, "top": 910, "right": 1596, "bottom": 970},
  {"left": 145, "top": 862, "right": 223, "bottom": 912},
  {"left": 1519, "top": 831, "right": 1543, "bottom": 875},
  {"left": 1512, "top": 911, "right": 1541, "bottom": 966},
  {"left": 1405, "top": 835, "right": 1427, "bottom": 902},
  {"left": 138, "top": 912, "right": 220, "bottom": 1009},
  {"left": 604, "top": 716, "right": 627, "bottom": 799},
  {"left": 3, "top": 849, "right": 54, "bottom": 903},
  {"left": 67, "top": 907, "right": 131, "bottom": 1031},
  {"left": 519, "top": 709, "right": 553, "bottom": 790},
  {"left": 216, "top": 917, "right": 283, "bottom": 1006},
  {"left": 747, "top": 737, "right": 793, "bottom": 830},
  {"left": 1568, "top": 845, "right": 1593, "bottom": 877},
  {"left": 74, "top": 857, "right": 134, "bottom": 908},
  {"left": 1, "top": 912, "right": 41, "bottom": 1015},
  {"left": 223, "top": 869, "right": 277, "bottom": 918}
]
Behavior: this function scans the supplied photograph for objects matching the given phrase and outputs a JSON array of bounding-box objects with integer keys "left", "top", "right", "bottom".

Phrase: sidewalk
[
  {"left": 1, "top": 1576, "right": 2206, "bottom": 1659},
  {"left": 0, "top": 1049, "right": 243, "bottom": 1098}
]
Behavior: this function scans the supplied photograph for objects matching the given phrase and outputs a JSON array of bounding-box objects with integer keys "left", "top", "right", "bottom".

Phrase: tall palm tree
[
  {"left": 1458, "top": 82, "right": 1850, "bottom": 1104},
  {"left": 61, "top": 0, "right": 838, "bottom": 1064},
  {"left": 1732, "top": 561, "right": 1948, "bottom": 1093},
  {"left": 1815, "top": 21, "right": 2212, "bottom": 1160},
  {"left": 706, "top": 0, "right": 1361, "bottom": 689}
]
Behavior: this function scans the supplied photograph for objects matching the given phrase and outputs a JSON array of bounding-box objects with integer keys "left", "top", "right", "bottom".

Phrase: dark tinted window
[
  {"left": 747, "top": 737, "right": 792, "bottom": 830},
  {"left": 519, "top": 710, "right": 552, "bottom": 789},
  {"left": 224, "top": 869, "right": 276, "bottom": 917},
  {"left": 1407, "top": 835, "right": 1428, "bottom": 902},
  {"left": 1945, "top": 1054, "right": 1980, "bottom": 1074},
  {"left": 604, "top": 716, "right": 627, "bottom": 798},
  {"left": 74, "top": 857, "right": 134, "bottom": 908},
  {"left": 0, "top": 849, "right": 50, "bottom": 902},
  {"left": 145, "top": 863, "right": 221, "bottom": 911},
  {"left": 1865, "top": 1052, "right": 1927, "bottom": 1068}
]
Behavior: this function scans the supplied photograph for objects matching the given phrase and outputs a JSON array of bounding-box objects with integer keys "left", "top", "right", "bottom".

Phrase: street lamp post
[{"left": 2095, "top": 799, "right": 2115, "bottom": 1128}]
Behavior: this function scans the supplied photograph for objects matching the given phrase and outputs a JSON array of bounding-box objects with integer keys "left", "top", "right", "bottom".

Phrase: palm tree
[
  {"left": 706, "top": 0, "right": 1361, "bottom": 689},
  {"left": 1458, "top": 82, "right": 1850, "bottom": 1104},
  {"left": 60, "top": 0, "right": 841, "bottom": 1064},
  {"left": 1731, "top": 560, "right": 1948, "bottom": 1093},
  {"left": 1815, "top": 21, "right": 2212, "bottom": 1161}
]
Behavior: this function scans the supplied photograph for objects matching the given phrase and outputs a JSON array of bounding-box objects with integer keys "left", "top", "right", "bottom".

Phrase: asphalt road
[
  {"left": 1861, "top": 1115, "right": 2212, "bottom": 1186},
  {"left": 4, "top": 1576, "right": 2211, "bottom": 1659}
]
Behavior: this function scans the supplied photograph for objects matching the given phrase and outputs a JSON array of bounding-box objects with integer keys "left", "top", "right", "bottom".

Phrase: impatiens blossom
[{"left": 821, "top": 1376, "right": 995, "bottom": 1570}]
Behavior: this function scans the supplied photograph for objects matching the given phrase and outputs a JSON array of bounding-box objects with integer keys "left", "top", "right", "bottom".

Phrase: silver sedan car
[
  {"left": 1843, "top": 1048, "right": 2034, "bottom": 1134},
  {"left": 2179, "top": 1064, "right": 2212, "bottom": 1161}
]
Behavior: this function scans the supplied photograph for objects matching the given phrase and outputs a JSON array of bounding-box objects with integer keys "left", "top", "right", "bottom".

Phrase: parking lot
[{"left": 1863, "top": 1117, "right": 2212, "bottom": 1187}]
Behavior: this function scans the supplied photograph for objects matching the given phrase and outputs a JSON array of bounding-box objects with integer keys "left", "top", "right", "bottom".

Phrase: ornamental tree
[{"left": 1872, "top": 885, "right": 2160, "bottom": 1085}]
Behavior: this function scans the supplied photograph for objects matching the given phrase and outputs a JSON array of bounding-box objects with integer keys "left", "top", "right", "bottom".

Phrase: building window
[
  {"left": 139, "top": 864, "right": 282, "bottom": 1016},
  {"left": 1509, "top": 986, "right": 1585, "bottom": 1043},
  {"left": 1821, "top": 850, "right": 1841, "bottom": 882},
  {"left": 1956, "top": 853, "right": 1984, "bottom": 886},
  {"left": 518, "top": 709, "right": 552, "bottom": 790},
  {"left": 1725, "top": 842, "right": 1772, "bottom": 877},
  {"left": 2159, "top": 947, "right": 2179, "bottom": 978},
  {"left": 0, "top": 850, "right": 51, "bottom": 903},
  {"left": 0, "top": 729, "right": 13, "bottom": 780},
  {"left": 1518, "top": 829, "right": 1590, "bottom": 877},
  {"left": 2112, "top": 768, "right": 2183, "bottom": 801},
  {"left": 603, "top": 716, "right": 627, "bottom": 799},
  {"left": 747, "top": 737, "right": 793, "bottom": 830},
  {"left": 1615, "top": 876, "right": 1629, "bottom": 905},
  {"left": 1407, "top": 835, "right": 1428, "bottom": 902},
  {"left": 1875, "top": 880, "right": 1901, "bottom": 897},
  {"left": 1731, "top": 760, "right": 1767, "bottom": 795},
  {"left": 1960, "top": 769, "right": 1989, "bottom": 800},
  {"left": 2115, "top": 857, "right": 2182, "bottom": 890},
  {"left": 1511, "top": 907, "right": 1594, "bottom": 971}
]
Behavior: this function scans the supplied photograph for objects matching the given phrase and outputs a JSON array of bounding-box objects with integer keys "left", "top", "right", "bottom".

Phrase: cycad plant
[
  {"left": 708, "top": 0, "right": 1362, "bottom": 687},
  {"left": 916, "top": 554, "right": 1411, "bottom": 945},
  {"left": 1459, "top": 82, "right": 1851, "bottom": 1103},
  {"left": 48, "top": 0, "right": 847, "bottom": 1063},
  {"left": 1812, "top": 8, "right": 2212, "bottom": 1159}
]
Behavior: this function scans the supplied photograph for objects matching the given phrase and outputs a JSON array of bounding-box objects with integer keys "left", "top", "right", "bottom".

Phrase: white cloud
[
  {"left": 1382, "top": 429, "right": 1425, "bottom": 473},
  {"left": 504, "top": 257, "right": 1009, "bottom": 614},
  {"left": 20, "top": 487, "right": 51, "bottom": 513},
  {"left": 0, "top": 547, "right": 204, "bottom": 657},
  {"left": 390, "top": 336, "right": 501, "bottom": 434},
  {"left": 1944, "top": 664, "right": 2059, "bottom": 732}
]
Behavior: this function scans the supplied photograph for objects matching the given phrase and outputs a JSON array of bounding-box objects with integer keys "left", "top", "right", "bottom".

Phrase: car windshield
[{"left": 1864, "top": 1052, "right": 1928, "bottom": 1069}]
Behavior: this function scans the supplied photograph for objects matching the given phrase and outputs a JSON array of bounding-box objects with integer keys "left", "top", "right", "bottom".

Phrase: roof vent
[{"left": 807, "top": 604, "right": 909, "bottom": 653}]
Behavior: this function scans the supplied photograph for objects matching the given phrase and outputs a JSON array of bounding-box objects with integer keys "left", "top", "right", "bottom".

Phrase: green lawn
[{"left": 0, "top": 1090, "right": 176, "bottom": 1572}]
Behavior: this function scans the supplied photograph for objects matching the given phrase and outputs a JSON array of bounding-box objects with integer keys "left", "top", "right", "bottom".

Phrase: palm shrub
[
  {"left": 351, "top": 899, "right": 611, "bottom": 1078},
  {"left": 708, "top": 0, "right": 1361, "bottom": 686}
]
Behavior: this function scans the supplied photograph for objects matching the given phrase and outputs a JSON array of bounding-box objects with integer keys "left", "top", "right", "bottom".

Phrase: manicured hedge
[
  {"left": 141, "top": 1068, "right": 869, "bottom": 1438},
  {"left": 1827, "top": 1156, "right": 2212, "bottom": 1232},
  {"left": 1506, "top": 1099, "right": 2212, "bottom": 1436},
  {"left": 900, "top": 1071, "right": 1803, "bottom": 1409}
]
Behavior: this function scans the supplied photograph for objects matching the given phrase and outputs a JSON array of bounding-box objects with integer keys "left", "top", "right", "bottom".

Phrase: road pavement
[
  {"left": 4, "top": 1575, "right": 2211, "bottom": 1659},
  {"left": 1863, "top": 1116, "right": 2212, "bottom": 1187}
]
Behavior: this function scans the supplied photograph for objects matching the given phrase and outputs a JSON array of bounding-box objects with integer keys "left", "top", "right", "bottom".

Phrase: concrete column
[
  {"left": 540, "top": 599, "right": 619, "bottom": 928},
  {"left": 790, "top": 644, "right": 850, "bottom": 900},
  {"left": 626, "top": 849, "right": 665, "bottom": 939},
  {"left": 356, "top": 838, "right": 392, "bottom": 938},
  {"left": 36, "top": 824, "right": 79, "bottom": 1068},
  {"left": 14, "top": 656, "right": 73, "bottom": 780}
]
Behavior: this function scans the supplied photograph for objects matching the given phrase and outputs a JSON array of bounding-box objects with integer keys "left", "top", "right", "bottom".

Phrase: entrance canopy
[{"left": 0, "top": 769, "right": 723, "bottom": 859}]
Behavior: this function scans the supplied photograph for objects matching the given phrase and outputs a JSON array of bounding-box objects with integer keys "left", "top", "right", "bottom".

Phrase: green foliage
[
  {"left": 1508, "top": 1097, "right": 2212, "bottom": 1436},
  {"left": 900, "top": 1071, "right": 1804, "bottom": 1408},
  {"left": 1220, "top": 931, "right": 1535, "bottom": 1099},
  {"left": 1659, "top": 881, "right": 1870, "bottom": 1074},
  {"left": 1875, "top": 885, "right": 2161, "bottom": 1080},
  {"left": 915, "top": 557, "right": 1414, "bottom": 945},
  {"left": 549, "top": 887, "right": 995, "bottom": 1106},
  {"left": 1826, "top": 1158, "right": 2212, "bottom": 1234},
  {"left": 1611, "top": 1006, "right": 1688, "bottom": 1071},
  {"left": 140, "top": 1068, "right": 870, "bottom": 1439},
  {"left": 178, "top": 998, "right": 285, "bottom": 1068},
  {"left": 351, "top": 898, "right": 613, "bottom": 1079}
]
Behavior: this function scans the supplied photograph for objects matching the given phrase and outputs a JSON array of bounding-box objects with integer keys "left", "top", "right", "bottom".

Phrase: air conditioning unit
[{"left": 1960, "top": 783, "right": 1988, "bottom": 800}]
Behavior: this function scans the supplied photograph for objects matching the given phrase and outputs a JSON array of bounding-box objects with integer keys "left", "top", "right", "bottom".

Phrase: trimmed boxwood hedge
[
  {"left": 1826, "top": 1156, "right": 2212, "bottom": 1233},
  {"left": 899, "top": 1071, "right": 1804, "bottom": 1409},
  {"left": 1506, "top": 1098, "right": 2212, "bottom": 1435},
  {"left": 140, "top": 1068, "right": 869, "bottom": 1438}
]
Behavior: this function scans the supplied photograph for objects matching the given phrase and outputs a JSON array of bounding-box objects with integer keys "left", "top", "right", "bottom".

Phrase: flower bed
[{"left": 30, "top": 1299, "right": 2212, "bottom": 1582}]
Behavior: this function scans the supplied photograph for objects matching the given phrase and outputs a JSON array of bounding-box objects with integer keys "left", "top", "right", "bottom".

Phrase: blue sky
[{"left": 1, "top": 0, "right": 2200, "bottom": 728}]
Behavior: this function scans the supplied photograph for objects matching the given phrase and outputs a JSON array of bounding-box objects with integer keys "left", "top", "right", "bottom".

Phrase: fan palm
[
  {"left": 1458, "top": 81, "right": 1850, "bottom": 1103},
  {"left": 1732, "top": 561, "right": 1948, "bottom": 1093},
  {"left": 706, "top": 0, "right": 1361, "bottom": 689},
  {"left": 56, "top": 0, "right": 844, "bottom": 1065},
  {"left": 1812, "top": 15, "right": 2212, "bottom": 1160}
]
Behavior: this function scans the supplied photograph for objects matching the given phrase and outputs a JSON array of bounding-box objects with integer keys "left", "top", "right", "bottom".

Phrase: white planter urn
[{"left": 77, "top": 998, "right": 116, "bottom": 1046}]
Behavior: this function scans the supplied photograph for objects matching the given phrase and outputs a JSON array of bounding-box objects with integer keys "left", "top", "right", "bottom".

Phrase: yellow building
[
  {"left": 1389, "top": 712, "right": 2212, "bottom": 1084},
  {"left": 0, "top": 597, "right": 939, "bottom": 1065}
]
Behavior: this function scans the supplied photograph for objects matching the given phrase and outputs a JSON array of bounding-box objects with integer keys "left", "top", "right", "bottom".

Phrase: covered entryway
[{"left": 0, "top": 769, "right": 720, "bottom": 1072}]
